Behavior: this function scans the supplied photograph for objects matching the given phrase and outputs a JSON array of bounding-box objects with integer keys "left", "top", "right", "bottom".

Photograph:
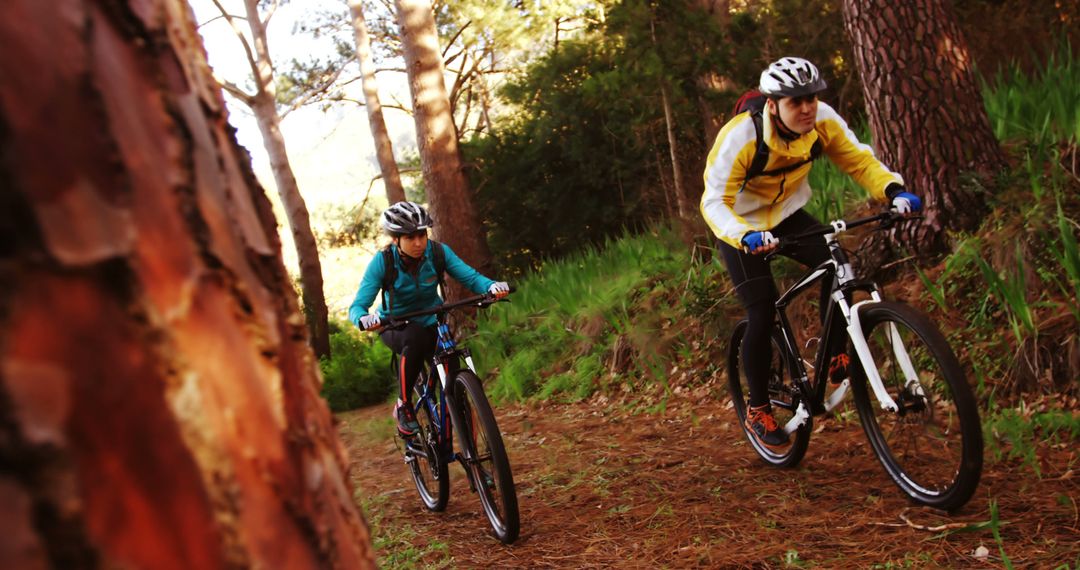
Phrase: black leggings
[
  {"left": 379, "top": 322, "right": 438, "bottom": 404},
  {"left": 719, "top": 210, "right": 841, "bottom": 408}
]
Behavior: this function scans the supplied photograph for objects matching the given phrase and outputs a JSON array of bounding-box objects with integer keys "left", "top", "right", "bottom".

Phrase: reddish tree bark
[
  {"left": 0, "top": 1, "right": 375, "bottom": 568},
  {"left": 395, "top": 0, "right": 493, "bottom": 288},
  {"left": 842, "top": 0, "right": 1008, "bottom": 254}
]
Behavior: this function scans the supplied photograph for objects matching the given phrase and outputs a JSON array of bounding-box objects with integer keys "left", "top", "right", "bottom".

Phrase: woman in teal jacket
[{"left": 349, "top": 202, "right": 508, "bottom": 436}]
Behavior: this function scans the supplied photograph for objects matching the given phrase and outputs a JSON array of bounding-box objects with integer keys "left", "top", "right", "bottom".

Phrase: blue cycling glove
[
  {"left": 886, "top": 184, "right": 922, "bottom": 214},
  {"left": 741, "top": 230, "right": 777, "bottom": 253}
]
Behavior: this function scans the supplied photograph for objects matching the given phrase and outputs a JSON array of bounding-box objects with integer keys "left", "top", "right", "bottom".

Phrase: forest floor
[{"left": 339, "top": 389, "right": 1079, "bottom": 569}]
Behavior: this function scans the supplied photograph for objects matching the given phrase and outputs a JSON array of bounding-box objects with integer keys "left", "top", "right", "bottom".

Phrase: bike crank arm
[
  {"left": 823, "top": 379, "right": 850, "bottom": 413},
  {"left": 783, "top": 402, "right": 811, "bottom": 435}
]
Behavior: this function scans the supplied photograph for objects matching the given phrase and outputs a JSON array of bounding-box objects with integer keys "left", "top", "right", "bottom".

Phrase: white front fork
[
  {"left": 435, "top": 356, "right": 479, "bottom": 390},
  {"left": 845, "top": 298, "right": 900, "bottom": 412}
]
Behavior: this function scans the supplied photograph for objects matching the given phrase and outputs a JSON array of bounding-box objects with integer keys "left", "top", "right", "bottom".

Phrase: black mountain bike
[
  {"left": 726, "top": 211, "right": 983, "bottom": 511},
  {"left": 370, "top": 291, "right": 519, "bottom": 543}
]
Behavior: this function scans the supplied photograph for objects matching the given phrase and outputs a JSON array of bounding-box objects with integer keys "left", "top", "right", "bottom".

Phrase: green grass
[
  {"left": 984, "top": 405, "right": 1080, "bottom": 476},
  {"left": 469, "top": 225, "right": 704, "bottom": 402},
  {"left": 983, "top": 40, "right": 1080, "bottom": 146},
  {"left": 805, "top": 123, "right": 871, "bottom": 222},
  {"left": 319, "top": 320, "right": 394, "bottom": 411},
  {"left": 358, "top": 492, "right": 452, "bottom": 569}
]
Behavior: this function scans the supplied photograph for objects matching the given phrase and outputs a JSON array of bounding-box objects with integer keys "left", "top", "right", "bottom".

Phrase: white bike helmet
[
  {"left": 381, "top": 201, "right": 433, "bottom": 235},
  {"left": 759, "top": 57, "right": 827, "bottom": 98}
]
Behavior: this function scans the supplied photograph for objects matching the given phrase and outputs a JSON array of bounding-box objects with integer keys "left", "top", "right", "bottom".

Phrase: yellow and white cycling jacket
[{"left": 701, "top": 101, "right": 903, "bottom": 248}]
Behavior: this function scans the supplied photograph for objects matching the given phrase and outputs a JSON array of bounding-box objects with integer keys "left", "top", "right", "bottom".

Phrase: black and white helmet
[
  {"left": 759, "top": 57, "right": 827, "bottom": 98},
  {"left": 381, "top": 201, "right": 433, "bottom": 235}
]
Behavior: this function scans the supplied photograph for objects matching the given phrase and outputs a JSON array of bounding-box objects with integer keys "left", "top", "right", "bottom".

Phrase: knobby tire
[
  {"left": 450, "top": 370, "right": 520, "bottom": 543},
  {"left": 727, "top": 320, "right": 812, "bottom": 468},
  {"left": 849, "top": 302, "right": 983, "bottom": 511}
]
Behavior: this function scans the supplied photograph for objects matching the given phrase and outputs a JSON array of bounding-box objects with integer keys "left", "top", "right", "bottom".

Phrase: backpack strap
[
  {"left": 735, "top": 105, "right": 770, "bottom": 195},
  {"left": 740, "top": 103, "right": 824, "bottom": 191},
  {"left": 380, "top": 245, "right": 397, "bottom": 312},
  {"left": 429, "top": 240, "right": 447, "bottom": 298},
  {"left": 756, "top": 139, "right": 823, "bottom": 178},
  {"left": 380, "top": 241, "right": 449, "bottom": 312}
]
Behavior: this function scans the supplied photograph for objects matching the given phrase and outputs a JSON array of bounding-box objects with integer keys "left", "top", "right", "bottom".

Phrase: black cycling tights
[
  {"left": 742, "top": 300, "right": 778, "bottom": 408},
  {"left": 719, "top": 209, "right": 844, "bottom": 409},
  {"left": 741, "top": 285, "right": 839, "bottom": 408},
  {"left": 380, "top": 322, "right": 438, "bottom": 404}
]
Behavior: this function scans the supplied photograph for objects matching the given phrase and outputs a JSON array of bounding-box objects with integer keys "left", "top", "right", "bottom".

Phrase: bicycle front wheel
[
  {"left": 849, "top": 302, "right": 983, "bottom": 511},
  {"left": 407, "top": 401, "right": 449, "bottom": 511},
  {"left": 451, "top": 370, "right": 519, "bottom": 544},
  {"left": 727, "top": 320, "right": 812, "bottom": 468}
]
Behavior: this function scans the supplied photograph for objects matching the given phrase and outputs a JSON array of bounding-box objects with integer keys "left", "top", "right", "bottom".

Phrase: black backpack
[
  {"left": 732, "top": 89, "right": 823, "bottom": 192},
  {"left": 380, "top": 241, "right": 447, "bottom": 312}
]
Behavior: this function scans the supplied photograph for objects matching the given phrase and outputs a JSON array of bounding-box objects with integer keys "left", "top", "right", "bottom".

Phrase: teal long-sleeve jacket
[{"left": 348, "top": 241, "right": 495, "bottom": 328}]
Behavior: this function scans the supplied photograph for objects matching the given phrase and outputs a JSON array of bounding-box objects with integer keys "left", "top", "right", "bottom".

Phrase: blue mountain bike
[{"left": 375, "top": 291, "right": 519, "bottom": 543}]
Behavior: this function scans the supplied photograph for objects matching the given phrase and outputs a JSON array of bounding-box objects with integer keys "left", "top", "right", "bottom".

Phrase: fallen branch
[{"left": 864, "top": 507, "right": 974, "bottom": 532}]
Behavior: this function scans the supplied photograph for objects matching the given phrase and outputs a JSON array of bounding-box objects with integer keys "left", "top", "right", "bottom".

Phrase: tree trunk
[
  {"left": 251, "top": 94, "right": 331, "bottom": 358},
  {"left": 233, "top": 0, "right": 330, "bottom": 358},
  {"left": 842, "top": 0, "right": 1008, "bottom": 255},
  {"left": 395, "top": 0, "right": 493, "bottom": 294},
  {"left": 348, "top": 0, "right": 407, "bottom": 205},
  {"left": 0, "top": 1, "right": 375, "bottom": 568}
]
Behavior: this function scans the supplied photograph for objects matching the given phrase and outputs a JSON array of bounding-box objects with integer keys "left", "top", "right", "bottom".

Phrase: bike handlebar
[
  {"left": 361, "top": 285, "right": 516, "bottom": 332},
  {"left": 773, "top": 210, "right": 921, "bottom": 251}
]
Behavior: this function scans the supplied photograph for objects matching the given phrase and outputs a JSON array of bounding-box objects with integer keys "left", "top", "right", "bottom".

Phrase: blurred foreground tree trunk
[
  {"left": 205, "top": 0, "right": 331, "bottom": 358},
  {"left": 395, "top": 0, "right": 493, "bottom": 296},
  {"left": 348, "top": 0, "right": 407, "bottom": 205},
  {"left": 842, "top": 0, "right": 1008, "bottom": 257},
  {"left": 0, "top": 1, "right": 375, "bottom": 568}
]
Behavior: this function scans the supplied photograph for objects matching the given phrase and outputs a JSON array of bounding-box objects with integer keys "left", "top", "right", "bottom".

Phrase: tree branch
[
  {"left": 441, "top": 20, "right": 472, "bottom": 60},
  {"left": 262, "top": 0, "right": 281, "bottom": 28},
  {"left": 209, "top": 0, "right": 262, "bottom": 89},
  {"left": 197, "top": 13, "right": 248, "bottom": 29},
  {"left": 334, "top": 97, "right": 411, "bottom": 116},
  {"left": 218, "top": 77, "right": 257, "bottom": 106},
  {"left": 281, "top": 66, "right": 352, "bottom": 119}
]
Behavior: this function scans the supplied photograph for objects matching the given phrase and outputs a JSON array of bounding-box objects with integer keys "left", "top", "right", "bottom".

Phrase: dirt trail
[{"left": 340, "top": 396, "right": 1078, "bottom": 568}]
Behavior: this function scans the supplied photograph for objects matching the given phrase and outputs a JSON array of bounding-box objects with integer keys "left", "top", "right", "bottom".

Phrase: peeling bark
[{"left": 0, "top": 1, "right": 375, "bottom": 568}]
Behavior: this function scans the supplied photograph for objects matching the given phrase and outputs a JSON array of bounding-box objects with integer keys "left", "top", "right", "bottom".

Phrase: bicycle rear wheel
[
  {"left": 727, "top": 320, "right": 812, "bottom": 468},
  {"left": 406, "top": 400, "right": 449, "bottom": 511},
  {"left": 451, "top": 370, "right": 519, "bottom": 543},
  {"left": 849, "top": 302, "right": 983, "bottom": 511}
]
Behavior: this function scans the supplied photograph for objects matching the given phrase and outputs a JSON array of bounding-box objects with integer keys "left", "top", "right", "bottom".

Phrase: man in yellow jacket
[{"left": 701, "top": 57, "right": 922, "bottom": 449}]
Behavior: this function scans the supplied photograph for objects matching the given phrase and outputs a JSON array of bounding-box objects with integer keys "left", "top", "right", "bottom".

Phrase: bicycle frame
[
  {"left": 393, "top": 296, "right": 496, "bottom": 485},
  {"left": 767, "top": 214, "right": 917, "bottom": 433}
]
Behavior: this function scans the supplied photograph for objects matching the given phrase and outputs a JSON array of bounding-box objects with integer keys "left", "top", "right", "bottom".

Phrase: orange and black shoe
[
  {"left": 394, "top": 399, "right": 420, "bottom": 437},
  {"left": 828, "top": 353, "right": 851, "bottom": 385},
  {"left": 744, "top": 404, "right": 790, "bottom": 449}
]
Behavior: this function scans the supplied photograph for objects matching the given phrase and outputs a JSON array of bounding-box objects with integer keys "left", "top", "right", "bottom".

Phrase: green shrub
[{"left": 319, "top": 321, "right": 394, "bottom": 412}]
